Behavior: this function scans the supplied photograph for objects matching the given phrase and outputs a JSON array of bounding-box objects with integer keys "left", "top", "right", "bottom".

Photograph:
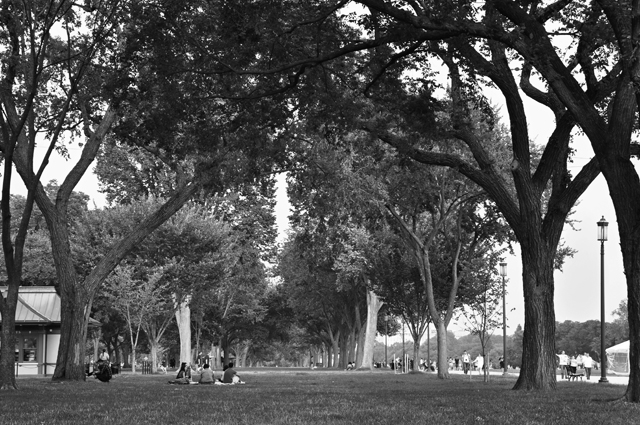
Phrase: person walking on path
[
  {"left": 582, "top": 353, "right": 593, "bottom": 380},
  {"left": 462, "top": 351, "right": 471, "bottom": 374},
  {"left": 556, "top": 351, "right": 569, "bottom": 379}
]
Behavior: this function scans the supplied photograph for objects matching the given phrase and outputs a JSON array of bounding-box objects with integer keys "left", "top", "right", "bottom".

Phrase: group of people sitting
[{"left": 168, "top": 361, "right": 244, "bottom": 385}]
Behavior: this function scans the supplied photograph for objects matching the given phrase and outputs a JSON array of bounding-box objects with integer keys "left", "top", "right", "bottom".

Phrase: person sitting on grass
[
  {"left": 199, "top": 364, "right": 215, "bottom": 384},
  {"left": 221, "top": 362, "right": 243, "bottom": 384},
  {"left": 168, "top": 362, "right": 192, "bottom": 384}
]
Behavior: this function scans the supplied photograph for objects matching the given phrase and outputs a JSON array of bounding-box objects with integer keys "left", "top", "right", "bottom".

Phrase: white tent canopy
[{"left": 606, "top": 340, "right": 630, "bottom": 374}]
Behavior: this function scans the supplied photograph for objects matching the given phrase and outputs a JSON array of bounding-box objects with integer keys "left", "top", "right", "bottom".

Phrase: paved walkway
[{"left": 447, "top": 369, "right": 629, "bottom": 385}]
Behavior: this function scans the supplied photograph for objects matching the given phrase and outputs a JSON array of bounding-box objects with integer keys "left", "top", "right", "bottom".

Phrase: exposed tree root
[{"left": 0, "top": 383, "right": 18, "bottom": 390}]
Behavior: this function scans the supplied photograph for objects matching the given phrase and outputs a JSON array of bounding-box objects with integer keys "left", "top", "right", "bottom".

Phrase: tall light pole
[
  {"left": 500, "top": 262, "right": 507, "bottom": 375},
  {"left": 402, "top": 320, "right": 405, "bottom": 373},
  {"left": 384, "top": 314, "right": 388, "bottom": 368},
  {"left": 597, "top": 216, "right": 609, "bottom": 383}
]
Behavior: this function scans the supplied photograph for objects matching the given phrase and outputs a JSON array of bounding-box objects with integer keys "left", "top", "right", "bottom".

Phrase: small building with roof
[{"left": 0, "top": 286, "right": 99, "bottom": 376}]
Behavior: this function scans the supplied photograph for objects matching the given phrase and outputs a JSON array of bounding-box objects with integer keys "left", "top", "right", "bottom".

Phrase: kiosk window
[{"left": 22, "top": 337, "right": 37, "bottom": 362}]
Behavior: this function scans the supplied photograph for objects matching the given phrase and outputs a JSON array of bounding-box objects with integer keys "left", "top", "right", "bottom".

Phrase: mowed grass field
[{"left": 1, "top": 368, "right": 637, "bottom": 425}]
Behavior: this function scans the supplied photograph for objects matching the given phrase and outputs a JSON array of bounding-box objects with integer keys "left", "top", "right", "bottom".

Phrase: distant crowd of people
[{"left": 368, "top": 350, "right": 512, "bottom": 374}]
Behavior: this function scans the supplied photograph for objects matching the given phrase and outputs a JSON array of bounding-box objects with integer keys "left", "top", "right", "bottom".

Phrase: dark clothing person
[
  {"left": 168, "top": 362, "right": 191, "bottom": 384},
  {"left": 222, "top": 363, "right": 238, "bottom": 383},
  {"left": 176, "top": 363, "right": 191, "bottom": 380}
]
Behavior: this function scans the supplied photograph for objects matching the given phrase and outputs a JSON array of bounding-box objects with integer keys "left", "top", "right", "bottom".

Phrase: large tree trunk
[
  {"left": 131, "top": 347, "right": 138, "bottom": 374},
  {"left": 174, "top": 296, "right": 192, "bottom": 366},
  {"left": 323, "top": 345, "right": 328, "bottom": 368},
  {"left": 338, "top": 329, "right": 348, "bottom": 368},
  {"left": 327, "top": 340, "right": 338, "bottom": 368},
  {"left": 354, "top": 303, "right": 366, "bottom": 368},
  {"left": 435, "top": 321, "right": 449, "bottom": 378},
  {"left": 52, "top": 281, "right": 88, "bottom": 381},
  {"left": 221, "top": 334, "right": 231, "bottom": 367},
  {"left": 412, "top": 341, "right": 420, "bottom": 371},
  {"left": 149, "top": 339, "right": 159, "bottom": 373},
  {"left": 358, "top": 290, "right": 384, "bottom": 370},
  {"left": 513, "top": 247, "right": 557, "bottom": 390},
  {"left": 240, "top": 343, "right": 249, "bottom": 367},
  {"left": 0, "top": 286, "right": 18, "bottom": 390},
  {"left": 599, "top": 159, "right": 640, "bottom": 402},
  {"left": 325, "top": 327, "right": 339, "bottom": 368},
  {"left": 348, "top": 327, "right": 357, "bottom": 363}
]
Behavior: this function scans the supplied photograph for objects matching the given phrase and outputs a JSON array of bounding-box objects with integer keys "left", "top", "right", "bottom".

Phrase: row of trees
[
  {"left": 235, "top": 0, "right": 640, "bottom": 398},
  {"left": 0, "top": 0, "right": 292, "bottom": 388},
  {"left": 277, "top": 132, "right": 513, "bottom": 377},
  {"left": 2, "top": 0, "right": 640, "bottom": 404}
]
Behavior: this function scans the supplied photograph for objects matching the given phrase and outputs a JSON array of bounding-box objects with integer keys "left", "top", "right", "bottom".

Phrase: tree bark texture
[
  {"left": 358, "top": 290, "right": 383, "bottom": 370},
  {"left": 599, "top": 158, "right": 640, "bottom": 402},
  {"left": 435, "top": 321, "right": 449, "bottom": 379},
  {"left": 52, "top": 277, "right": 88, "bottom": 381},
  {"left": 0, "top": 290, "right": 18, "bottom": 390},
  {"left": 513, "top": 245, "right": 557, "bottom": 390},
  {"left": 338, "top": 327, "right": 349, "bottom": 369}
]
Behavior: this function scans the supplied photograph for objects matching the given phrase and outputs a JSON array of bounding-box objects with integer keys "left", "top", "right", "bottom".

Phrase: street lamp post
[
  {"left": 597, "top": 216, "right": 609, "bottom": 383},
  {"left": 500, "top": 262, "right": 507, "bottom": 375},
  {"left": 402, "top": 320, "right": 405, "bottom": 373},
  {"left": 384, "top": 314, "right": 388, "bottom": 368}
]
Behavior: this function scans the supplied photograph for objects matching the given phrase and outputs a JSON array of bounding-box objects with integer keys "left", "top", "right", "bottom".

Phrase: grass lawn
[{"left": 1, "top": 369, "right": 637, "bottom": 424}]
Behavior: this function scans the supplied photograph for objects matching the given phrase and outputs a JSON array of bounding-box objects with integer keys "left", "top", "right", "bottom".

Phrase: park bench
[{"left": 568, "top": 371, "right": 585, "bottom": 381}]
